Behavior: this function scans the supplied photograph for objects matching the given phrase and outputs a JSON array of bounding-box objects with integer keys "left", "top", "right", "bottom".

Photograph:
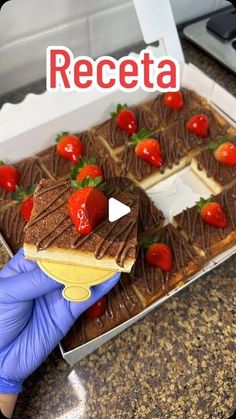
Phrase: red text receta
[{"left": 47, "top": 47, "right": 180, "bottom": 93}]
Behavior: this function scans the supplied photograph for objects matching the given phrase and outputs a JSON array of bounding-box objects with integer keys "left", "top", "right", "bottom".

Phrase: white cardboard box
[{"left": 0, "top": 62, "right": 236, "bottom": 365}]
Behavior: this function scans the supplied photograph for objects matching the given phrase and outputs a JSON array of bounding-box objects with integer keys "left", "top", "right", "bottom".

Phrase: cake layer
[
  {"left": 93, "top": 106, "right": 158, "bottom": 154},
  {"left": 168, "top": 107, "right": 232, "bottom": 154},
  {"left": 62, "top": 276, "right": 143, "bottom": 350},
  {"left": 37, "top": 146, "right": 71, "bottom": 179},
  {"left": 24, "top": 179, "right": 140, "bottom": 272},
  {"left": 130, "top": 224, "right": 202, "bottom": 307},
  {"left": 143, "top": 88, "right": 203, "bottom": 128},
  {"left": 117, "top": 130, "right": 188, "bottom": 189},
  {"left": 191, "top": 141, "right": 236, "bottom": 193},
  {"left": 0, "top": 204, "right": 26, "bottom": 253},
  {"left": 172, "top": 185, "right": 236, "bottom": 257}
]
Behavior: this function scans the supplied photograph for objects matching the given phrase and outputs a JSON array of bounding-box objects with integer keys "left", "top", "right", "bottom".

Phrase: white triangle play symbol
[{"left": 108, "top": 197, "right": 131, "bottom": 222}]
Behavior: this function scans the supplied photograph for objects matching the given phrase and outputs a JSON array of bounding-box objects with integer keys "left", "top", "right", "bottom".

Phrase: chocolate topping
[
  {"left": 16, "top": 157, "right": 48, "bottom": 190},
  {"left": 117, "top": 130, "right": 186, "bottom": 181},
  {"left": 168, "top": 108, "right": 229, "bottom": 152},
  {"left": 37, "top": 146, "right": 71, "bottom": 179},
  {"left": 130, "top": 224, "right": 201, "bottom": 300},
  {"left": 0, "top": 204, "right": 26, "bottom": 253},
  {"left": 195, "top": 141, "right": 236, "bottom": 186},
  {"left": 173, "top": 185, "right": 236, "bottom": 255},
  {"left": 145, "top": 88, "right": 202, "bottom": 126},
  {"left": 62, "top": 277, "right": 142, "bottom": 349},
  {"left": 93, "top": 106, "right": 159, "bottom": 149},
  {"left": 24, "top": 179, "right": 139, "bottom": 267}
]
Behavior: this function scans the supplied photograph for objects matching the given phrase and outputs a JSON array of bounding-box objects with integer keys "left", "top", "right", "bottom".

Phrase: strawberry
[
  {"left": 0, "top": 161, "right": 20, "bottom": 192},
  {"left": 186, "top": 114, "right": 209, "bottom": 137},
  {"left": 209, "top": 141, "right": 236, "bottom": 166},
  {"left": 12, "top": 185, "right": 36, "bottom": 222},
  {"left": 56, "top": 132, "right": 83, "bottom": 164},
  {"left": 145, "top": 242, "right": 173, "bottom": 272},
  {"left": 86, "top": 296, "right": 107, "bottom": 318},
  {"left": 111, "top": 104, "right": 137, "bottom": 135},
  {"left": 71, "top": 157, "right": 104, "bottom": 183},
  {"left": 21, "top": 196, "right": 34, "bottom": 222},
  {"left": 132, "top": 129, "right": 163, "bottom": 167},
  {"left": 197, "top": 197, "right": 227, "bottom": 229},
  {"left": 68, "top": 177, "right": 108, "bottom": 235},
  {"left": 163, "top": 91, "right": 184, "bottom": 110}
]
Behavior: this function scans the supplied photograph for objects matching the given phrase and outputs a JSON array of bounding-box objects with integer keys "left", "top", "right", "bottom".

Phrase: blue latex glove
[{"left": 0, "top": 249, "right": 120, "bottom": 394}]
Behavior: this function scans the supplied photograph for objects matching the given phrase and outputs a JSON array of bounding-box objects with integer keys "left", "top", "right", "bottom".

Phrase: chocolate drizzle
[
  {"left": 131, "top": 225, "right": 200, "bottom": 300},
  {"left": 94, "top": 118, "right": 129, "bottom": 148},
  {"left": 0, "top": 204, "right": 26, "bottom": 252},
  {"left": 196, "top": 143, "right": 236, "bottom": 185},
  {"left": 146, "top": 88, "right": 200, "bottom": 126},
  {"left": 37, "top": 146, "right": 71, "bottom": 179},
  {"left": 24, "top": 179, "right": 139, "bottom": 267},
  {"left": 16, "top": 158, "right": 47, "bottom": 189},
  {"left": 174, "top": 185, "right": 236, "bottom": 256},
  {"left": 170, "top": 108, "right": 229, "bottom": 152}
]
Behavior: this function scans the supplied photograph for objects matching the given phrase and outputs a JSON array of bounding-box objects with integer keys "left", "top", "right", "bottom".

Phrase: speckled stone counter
[{"left": 1, "top": 39, "right": 236, "bottom": 418}]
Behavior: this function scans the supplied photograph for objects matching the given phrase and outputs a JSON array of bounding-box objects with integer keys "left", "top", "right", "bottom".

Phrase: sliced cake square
[
  {"left": 62, "top": 276, "right": 143, "bottom": 350},
  {"left": 191, "top": 138, "right": 236, "bottom": 194},
  {"left": 129, "top": 224, "right": 202, "bottom": 308},
  {"left": 172, "top": 185, "right": 236, "bottom": 258},
  {"left": 0, "top": 204, "right": 26, "bottom": 253},
  {"left": 93, "top": 106, "right": 158, "bottom": 156},
  {"left": 24, "top": 178, "right": 140, "bottom": 272}
]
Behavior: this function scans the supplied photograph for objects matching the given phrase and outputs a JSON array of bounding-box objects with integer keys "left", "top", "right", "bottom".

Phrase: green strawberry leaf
[
  {"left": 142, "top": 234, "right": 162, "bottom": 249},
  {"left": 55, "top": 131, "right": 70, "bottom": 143},
  {"left": 111, "top": 104, "right": 128, "bottom": 119},
  {"left": 27, "top": 184, "right": 37, "bottom": 196},
  {"left": 197, "top": 196, "right": 214, "bottom": 211},
  {"left": 131, "top": 128, "right": 151, "bottom": 144},
  {"left": 11, "top": 186, "right": 27, "bottom": 202},
  {"left": 0, "top": 160, "right": 5, "bottom": 166}
]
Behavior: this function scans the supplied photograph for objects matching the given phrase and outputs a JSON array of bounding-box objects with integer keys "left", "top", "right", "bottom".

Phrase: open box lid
[{"left": 0, "top": 0, "right": 235, "bottom": 143}]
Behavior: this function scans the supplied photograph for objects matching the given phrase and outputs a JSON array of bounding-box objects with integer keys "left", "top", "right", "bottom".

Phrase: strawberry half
[
  {"left": 56, "top": 132, "right": 83, "bottom": 164},
  {"left": 144, "top": 239, "right": 173, "bottom": 272},
  {"left": 71, "top": 157, "right": 104, "bottom": 183},
  {"left": 12, "top": 185, "right": 36, "bottom": 222},
  {"left": 132, "top": 129, "right": 163, "bottom": 167},
  {"left": 0, "top": 161, "right": 20, "bottom": 192},
  {"left": 209, "top": 140, "right": 236, "bottom": 166},
  {"left": 111, "top": 104, "right": 137, "bottom": 135},
  {"left": 197, "top": 197, "right": 227, "bottom": 229},
  {"left": 86, "top": 296, "right": 107, "bottom": 318},
  {"left": 186, "top": 114, "right": 209, "bottom": 137},
  {"left": 163, "top": 91, "right": 184, "bottom": 110},
  {"left": 68, "top": 177, "right": 108, "bottom": 235}
]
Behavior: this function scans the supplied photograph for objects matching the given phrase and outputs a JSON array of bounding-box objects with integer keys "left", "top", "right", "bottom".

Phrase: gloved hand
[{"left": 0, "top": 249, "right": 120, "bottom": 394}]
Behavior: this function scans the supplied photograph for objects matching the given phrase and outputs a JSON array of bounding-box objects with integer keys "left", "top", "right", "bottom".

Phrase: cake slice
[
  {"left": 116, "top": 130, "right": 188, "bottom": 189},
  {"left": 0, "top": 157, "right": 48, "bottom": 208},
  {"left": 62, "top": 276, "right": 143, "bottom": 350},
  {"left": 0, "top": 204, "right": 26, "bottom": 253},
  {"left": 24, "top": 178, "right": 140, "bottom": 272},
  {"left": 129, "top": 224, "right": 202, "bottom": 307},
  {"left": 37, "top": 131, "right": 114, "bottom": 180},
  {"left": 172, "top": 185, "right": 236, "bottom": 258},
  {"left": 168, "top": 107, "right": 233, "bottom": 156},
  {"left": 191, "top": 139, "right": 236, "bottom": 194},
  {"left": 143, "top": 88, "right": 203, "bottom": 128},
  {"left": 93, "top": 106, "right": 158, "bottom": 156}
]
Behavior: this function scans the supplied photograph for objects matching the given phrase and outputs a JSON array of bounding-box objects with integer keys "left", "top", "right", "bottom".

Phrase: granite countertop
[{"left": 0, "top": 39, "right": 236, "bottom": 418}]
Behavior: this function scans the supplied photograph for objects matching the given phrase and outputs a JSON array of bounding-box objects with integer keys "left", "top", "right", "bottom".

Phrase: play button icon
[{"left": 108, "top": 197, "right": 131, "bottom": 222}]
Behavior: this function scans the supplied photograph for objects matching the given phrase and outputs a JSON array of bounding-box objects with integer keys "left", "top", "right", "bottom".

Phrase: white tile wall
[
  {"left": 0, "top": 18, "right": 90, "bottom": 93},
  {"left": 0, "top": 0, "right": 128, "bottom": 43},
  {"left": 89, "top": 2, "right": 143, "bottom": 57},
  {"left": 0, "top": 0, "right": 229, "bottom": 95}
]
